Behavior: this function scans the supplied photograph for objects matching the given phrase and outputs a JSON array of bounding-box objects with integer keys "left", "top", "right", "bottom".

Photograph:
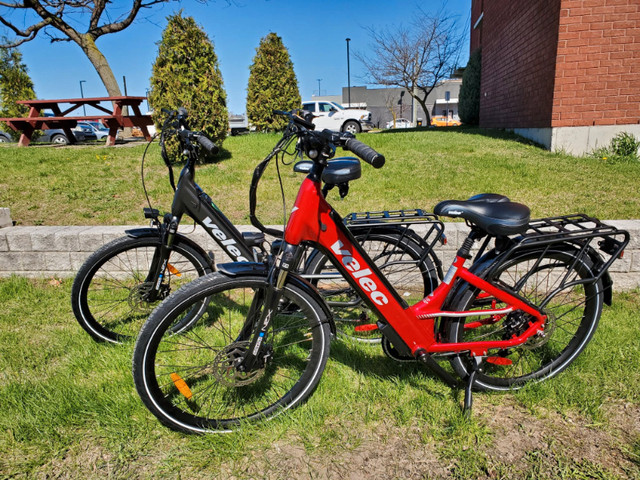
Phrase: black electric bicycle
[{"left": 71, "top": 108, "right": 444, "bottom": 344}]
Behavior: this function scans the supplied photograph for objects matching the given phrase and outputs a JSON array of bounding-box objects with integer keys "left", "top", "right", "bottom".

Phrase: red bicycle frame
[{"left": 285, "top": 176, "right": 547, "bottom": 358}]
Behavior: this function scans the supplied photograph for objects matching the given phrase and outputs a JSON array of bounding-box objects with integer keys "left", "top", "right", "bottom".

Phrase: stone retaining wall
[{"left": 1, "top": 221, "right": 638, "bottom": 290}]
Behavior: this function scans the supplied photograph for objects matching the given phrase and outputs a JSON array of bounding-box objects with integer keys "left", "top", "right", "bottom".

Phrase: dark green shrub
[
  {"left": 458, "top": 48, "right": 481, "bottom": 126},
  {"left": 0, "top": 45, "right": 37, "bottom": 141},
  {"left": 592, "top": 132, "right": 640, "bottom": 163},
  {"left": 610, "top": 132, "right": 640, "bottom": 158},
  {"left": 246, "top": 33, "right": 301, "bottom": 132},
  {"left": 149, "top": 13, "right": 228, "bottom": 155}
]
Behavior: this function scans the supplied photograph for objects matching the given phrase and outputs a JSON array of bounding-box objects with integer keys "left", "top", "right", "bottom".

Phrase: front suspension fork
[
  {"left": 144, "top": 214, "right": 179, "bottom": 302},
  {"left": 239, "top": 242, "right": 300, "bottom": 372}
]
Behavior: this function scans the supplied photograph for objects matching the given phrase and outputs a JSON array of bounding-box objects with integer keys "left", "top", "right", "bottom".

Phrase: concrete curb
[{"left": 1, "top": 221, "right": 639, "bottom": 290}]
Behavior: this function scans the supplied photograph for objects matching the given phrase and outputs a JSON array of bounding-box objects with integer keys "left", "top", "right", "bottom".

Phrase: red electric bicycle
[{"left": 132, "top": 111, "right": 629, "bottom": 433}]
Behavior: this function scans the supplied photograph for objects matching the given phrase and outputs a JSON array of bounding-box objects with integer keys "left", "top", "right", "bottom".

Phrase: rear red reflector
[
  {"left": 354, "top": 324, "right": 378, "bottom": 332},
  {"left": 486, "top": 356, "right": 513, "bottom": 366}
]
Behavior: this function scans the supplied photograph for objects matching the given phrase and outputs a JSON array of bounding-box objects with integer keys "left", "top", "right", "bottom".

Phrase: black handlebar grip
[
  {"left": 345, "top": 138, "right": 385, "bottom": 168},
  {"left": 196, "top": 135, "right": 219, "bottom": 155}
]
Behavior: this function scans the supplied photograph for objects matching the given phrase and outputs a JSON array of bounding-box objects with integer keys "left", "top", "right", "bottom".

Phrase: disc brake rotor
[
  {"left": 522, "top": 311, "right": 557, "bottom": 350},
  {"left": 212, "top": 341, "right": 266, "bottom": 387},
  {"left": 127, "top": 282, "right": 155, "bottom": 313}
]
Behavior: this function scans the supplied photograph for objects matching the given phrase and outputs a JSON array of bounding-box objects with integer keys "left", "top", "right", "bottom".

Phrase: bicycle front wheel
[
  {"left": 132, "top": 273, "right": 332, "bottom": 433},
  {"left": 71, "top": 234, "right": 212, "bottom": 343},
  {"left": 304, "top": 227, "right": 438, "bottom": 342},
  {"left": 445, "top": 248, "right": 604, "bottom": 391}
]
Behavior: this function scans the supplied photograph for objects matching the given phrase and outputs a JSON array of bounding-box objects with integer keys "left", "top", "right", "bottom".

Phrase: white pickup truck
[{"left": 301, "top": 100, "right": 373, "bottom": 134}]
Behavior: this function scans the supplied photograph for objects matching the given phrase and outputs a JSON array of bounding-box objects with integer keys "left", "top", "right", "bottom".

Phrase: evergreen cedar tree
[
  {"left": 149, "top": 13, "right": 229, "bottom": 151},
  {"left": 246, "top": 33, "right": 301, "bottom": 131},
  {"left": 0, "top": 47, "right": 37, "bottom": 141},
  {"left": 458, "top": 48, "right": 481, "bottom": 126}
]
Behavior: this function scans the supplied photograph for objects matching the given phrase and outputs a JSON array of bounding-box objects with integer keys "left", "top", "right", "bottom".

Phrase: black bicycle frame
[
  {"left": 171, "top": 163, "right": 256, "bottom": 263},
  {"left": 142, "top": 156, "right": 257, "bottom": 302}
]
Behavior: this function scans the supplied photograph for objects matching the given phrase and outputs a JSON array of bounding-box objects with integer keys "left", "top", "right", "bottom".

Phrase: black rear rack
[
  {"left": 498, "top": 213, "right": 629, "bottom": 287},
  {"left": 344, "top": 209, "right": 447, "bottom": 279}
]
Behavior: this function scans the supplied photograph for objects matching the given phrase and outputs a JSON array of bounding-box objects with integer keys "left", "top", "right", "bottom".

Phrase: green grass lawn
[
  {"left": 2, "top": 129, "right": 639, "bottom": 479},
  {"left": 0, "top": 127, "right": 638, "bottom": 227},
  {"left": 1, "top": 276, "right": 639, "bottom": 479}
]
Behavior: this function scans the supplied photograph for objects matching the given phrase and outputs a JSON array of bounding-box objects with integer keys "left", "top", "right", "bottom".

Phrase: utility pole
[
  {"left": 79, "top": 80, "right": 87, "bottom": 115},
  {"left": 317, "top": 78, "right": 322, "bottom": 97},
  {"left": 346, "top": 38, "right": 351, "bottom": 107}
]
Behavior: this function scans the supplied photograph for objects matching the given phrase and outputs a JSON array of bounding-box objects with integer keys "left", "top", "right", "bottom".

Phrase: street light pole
[
  {"left": 317, "top": 78, "right": 322, "bottom": 97},
  {"left": 79, "top": 80, "right": 87, "bottom": 115},
  {"left": 345, "top": 38, "right": 351, "bottom": 107}
]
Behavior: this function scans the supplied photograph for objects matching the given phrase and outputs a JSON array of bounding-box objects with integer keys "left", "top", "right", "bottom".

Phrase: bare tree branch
[
  {"left": 0, "top": 0, "right": 183, "bottom": 96},
  {"left": 0, "top": 15, "right": 51, "bottom": 46},
  {"left": 357, "top": 10, "right": 464, "bottom": 124}
]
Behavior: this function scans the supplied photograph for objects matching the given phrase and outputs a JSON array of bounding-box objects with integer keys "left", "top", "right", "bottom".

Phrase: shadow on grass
[
  {"left": 328, "top": 338, "right": 459, "bottom": 402},
  {"left": 203, "top": 146, "right": 232, "bottom": 163},
  {"left": 376, "top": 125, "right": 547, "bottom": 150}
]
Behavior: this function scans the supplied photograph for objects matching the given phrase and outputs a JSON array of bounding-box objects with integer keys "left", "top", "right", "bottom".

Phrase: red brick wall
[
  {"left": 477, "top": 0, "right": 562, "bottom": 128},
  {"left": 470, "top": 0, "right": 483, "bottom": 52},
  {"left": 553, "top": 0, "right": 640, "bottom": 127}
]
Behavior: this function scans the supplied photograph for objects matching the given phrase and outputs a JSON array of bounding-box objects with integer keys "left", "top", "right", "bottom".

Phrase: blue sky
[{"left": 10, "top": 0, "right": 471, "bottom": 115}]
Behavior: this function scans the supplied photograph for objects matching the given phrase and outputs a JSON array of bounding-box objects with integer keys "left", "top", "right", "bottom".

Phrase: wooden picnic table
[{"left": 0, "top": 96, "right": 153, "bottom": 146}]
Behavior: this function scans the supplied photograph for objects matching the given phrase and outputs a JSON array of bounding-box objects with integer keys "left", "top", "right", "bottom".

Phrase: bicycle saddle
[
  {"left": 293, "top": 157, "right": 361, "bottom": 184},
  {"left": 434, "top": 193, "right": 530, "bottom": 236}
]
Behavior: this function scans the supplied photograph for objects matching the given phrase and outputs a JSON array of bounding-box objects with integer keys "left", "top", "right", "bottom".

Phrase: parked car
[
  {"left": 78, "top": 121, "right": 112, "bottom": 141},
  {"left": 385, "top": 118, "right": 412, "bottom": 129},
  {"left": 228, "top": 114, "right": 252, "bottom": 136},
  {"left": 301, "top": 100, "right": 373, "bottom": 134},
  {"left": 37, "top": 128, "right": 96, "bottom": 145},
  {"left": 431, "top": 116, "right": 461, "bottom": 127},
  {"left": 0, "top": 131, "right": 12, "bottom": 143}
]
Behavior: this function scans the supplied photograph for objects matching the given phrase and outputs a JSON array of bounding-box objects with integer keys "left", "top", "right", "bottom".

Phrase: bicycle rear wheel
[
  {"left": 304, "top": 227, "right": 438, "bottom": 342},
  {"left": 132, "top": 273, "right": 332, "bottom": 433},
  {"left": 445, "top": 248, "right": 604, "bottom": 390},
  {"left": 71, "top": 234, "right": 212, "bottom": 343}
]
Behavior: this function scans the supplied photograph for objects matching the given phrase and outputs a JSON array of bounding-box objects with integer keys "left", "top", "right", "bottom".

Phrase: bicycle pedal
[
  {"left": 354, "top": 324, "right": 378, "bottom": 332},
  {"left": 486, "top": 356, "right": 512, "bottom": 366}
]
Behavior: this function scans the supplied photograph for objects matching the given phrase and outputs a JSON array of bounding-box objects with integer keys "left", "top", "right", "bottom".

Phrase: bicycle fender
[
  {"left": 216, "top": 262, "right": 336, "bottom": 336},
  {"left": 585, "top": 246, "right": 613, "bottom": 306},
  {"left": 452, "top": 242, "right": 611, "bottom": 309},
  {"left": 124, "top": 227, "right": 214, "bottom": 270},
  {"left": 493, "top": 242, "right": 614, "bottom": 306}
]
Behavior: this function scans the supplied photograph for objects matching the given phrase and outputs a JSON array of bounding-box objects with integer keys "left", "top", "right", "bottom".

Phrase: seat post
[{"left": 457, "top": 227, "right": 485, "bottom": 259}]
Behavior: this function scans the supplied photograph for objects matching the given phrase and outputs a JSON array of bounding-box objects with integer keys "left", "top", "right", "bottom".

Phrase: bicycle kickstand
[{"left": 463, "top": 356, "right": 483, "bottom": 416}]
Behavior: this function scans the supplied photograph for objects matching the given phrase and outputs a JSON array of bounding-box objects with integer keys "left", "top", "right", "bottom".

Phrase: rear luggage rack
[
  {"left": 500, "top": 213, "right": 629, "bottom": 286},
  {"left": 522, "top": 214, "right": 627, "bottom": 249},
  {"left": 344, "top": 209, "right": 447, "bottom": 279}
]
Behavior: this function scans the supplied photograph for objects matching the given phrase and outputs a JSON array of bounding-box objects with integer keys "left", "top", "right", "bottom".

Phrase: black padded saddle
[{"left": 434, "top": 193, "right": 530, "bottom": 236}]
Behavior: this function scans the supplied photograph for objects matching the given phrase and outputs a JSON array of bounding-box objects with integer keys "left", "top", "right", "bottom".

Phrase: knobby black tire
[
  {"left": 445, "top": 248, "right": 604, "bottom": 391},
  {"left": 71, "top": 235, "right": 212, "bottom": 343},
  {"left": 304, "top": 228, "right": 438, "bottom": 342},
  {"left": 132, "top": 273, "right": 332, "bottom": 433}
]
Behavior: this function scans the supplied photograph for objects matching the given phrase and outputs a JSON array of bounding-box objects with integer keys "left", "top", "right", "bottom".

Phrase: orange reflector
[
  {"left": 486, "top": 356, "right": 513, "bottom": 366},
  {"left": 354, "top": 324, "right": 379, "bottom": 332},
  {"left": 170, "top": 373, "right": 193, "bottom": 399},
  {"left": 167, "top": 263, "right": 182, "bottom": 277}
]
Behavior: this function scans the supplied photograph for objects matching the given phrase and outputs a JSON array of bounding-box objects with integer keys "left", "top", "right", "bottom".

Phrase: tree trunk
[
  {"left": 415, "top": 97, "right": 431, "bottom": 126},
  {"left": 78, "top": 35, "right": 132, "bottom": 137},
  {"left": 80, "top": 35, "right": 122, "bottom": 97}
]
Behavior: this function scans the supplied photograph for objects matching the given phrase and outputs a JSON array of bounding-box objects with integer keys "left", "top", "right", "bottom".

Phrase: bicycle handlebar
[
  {"left": 344, "top": 138, "right": 385, "bottom": 168},
  {"left": 249, "top": 110, "right": 386, "bottom": 238},
  {"left": 194, "top": 134, "right": 219, "bottom": 155}
]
